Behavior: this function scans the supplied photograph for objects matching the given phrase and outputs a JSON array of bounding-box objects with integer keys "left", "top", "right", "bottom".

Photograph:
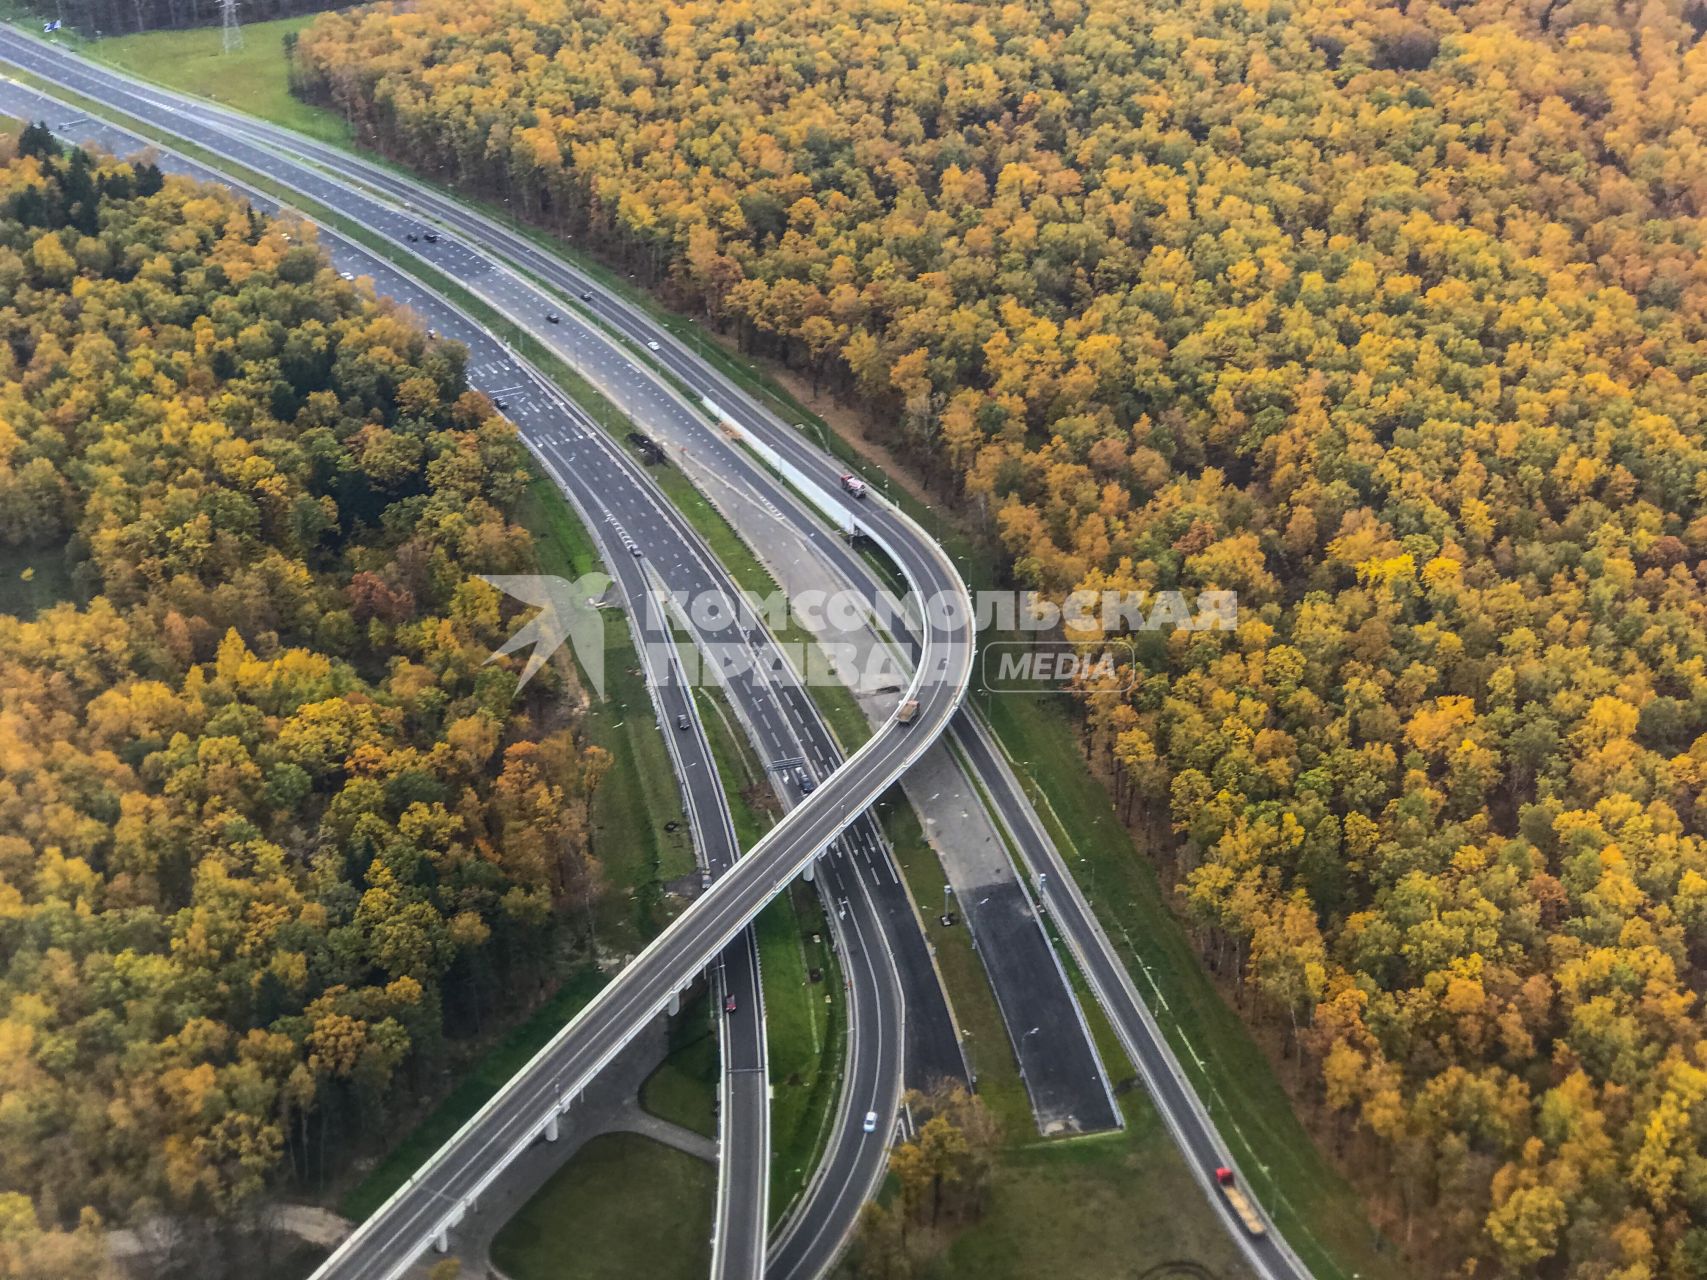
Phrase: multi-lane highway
[
  {"left": 0, "top": 66, "right": 968, "bottom": 1280},
  {"left": 198, "top": 84, "right": 1116, "bottom": 1139},
  {"left": 7, "top": 26, "right": 1319, "bottom": 1280},
  {"left": 2, "top": 37, "right": 976, "bottom": 1277},
  {"left": 0, "top": 45, "right": 966, "bottom": 1279}
]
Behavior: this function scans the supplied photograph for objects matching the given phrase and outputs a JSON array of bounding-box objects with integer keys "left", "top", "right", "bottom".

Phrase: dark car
[
  {"left": 546, "top": 312, "right": 561, "bottom": 324},
  {"left": 405, "top": 232, "right": 418, "bottom": 242},
  {"left": 493, "top": 398, "right": 509, "bottom": 411},
  {"left": 422, "top": 231, "right": 440, "bottom": 243},
  {"left": 580, "top": 291, "right": 593, "bottom": 302},
  {"left": 676, "top": 713, "right": 691, "bottom": 731},
  {"left": 795, "top": 767, "right": 816, "bottom": 794}
]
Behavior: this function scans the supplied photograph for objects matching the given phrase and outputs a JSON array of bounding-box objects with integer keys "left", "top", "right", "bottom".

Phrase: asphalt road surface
[
  {"left": 1, "top": 47, "right": 971, "bottom": 1277},
  {"left": 2, "top": 31, "right": 1316, "bottom": 1280},
  {"left": 0, "top": 68, "right": 974, "bottom": 1280}
]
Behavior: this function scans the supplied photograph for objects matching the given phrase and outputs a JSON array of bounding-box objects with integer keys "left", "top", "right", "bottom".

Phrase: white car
[
  {"left": 862, "top": 1110, "right": 879, "bottom": 1134},
  {"left": 339, "top": 271, "right": 354, "bottom": 280},
  {"left": 647, "top": 340, "right": 661, "bottom": 352}
]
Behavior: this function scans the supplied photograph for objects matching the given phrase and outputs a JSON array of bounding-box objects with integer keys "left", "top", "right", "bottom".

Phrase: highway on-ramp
[
  {"left": 6, "top": 29, "right": 1318, "bottom": 1280},
  {"left": 0, "top": 67, "right": 973, "bottom": 1280}
]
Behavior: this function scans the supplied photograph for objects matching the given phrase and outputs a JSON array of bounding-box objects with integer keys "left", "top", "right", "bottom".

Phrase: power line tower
[{"left": 221, "top": 0, "right": 243, "bottom": 54}]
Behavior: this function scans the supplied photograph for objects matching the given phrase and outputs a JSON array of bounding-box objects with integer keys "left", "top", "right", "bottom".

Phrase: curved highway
[
  {"left": 2, "top": 39, "right": 968, "bottom": 1279},
  {"left": 5, "top": 28, "right": 1319, "bottom": 1280},
  {"left": 0, "top": 65, "right": 972, "bottom": 1280}
]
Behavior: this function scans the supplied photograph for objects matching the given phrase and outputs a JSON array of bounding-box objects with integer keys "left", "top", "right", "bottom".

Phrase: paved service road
[
  {"left": 3, "top": 31, "right": 1317, "bottom": 1280},
  {"left": 0, "top": 68, "right": 975, "bottom": 1280}
]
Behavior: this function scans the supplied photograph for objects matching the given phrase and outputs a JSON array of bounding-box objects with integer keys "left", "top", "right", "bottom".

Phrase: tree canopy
[
  {"left": 0, "top": 131, "right": 606, "bottom": 1247},
  {"left": 293, "top": 0, "right": 1707, "bottom": 1271}
]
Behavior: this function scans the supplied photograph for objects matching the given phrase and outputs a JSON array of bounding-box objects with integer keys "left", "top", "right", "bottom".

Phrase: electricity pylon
[{"left": 221, "top": 0, "right": 243, "bottom": 53}]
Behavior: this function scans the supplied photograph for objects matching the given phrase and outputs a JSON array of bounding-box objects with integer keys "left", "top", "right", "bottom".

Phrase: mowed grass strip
[
  {"left": 640, "top": 990, "right": 718, "bottom": 1139},
  {"left": 973, "top": 687, "right": 1406, "bottom": 1280},
  {"left": 758, "top": 887, "right": 842, "bottom": 1224},
  {"left": 516, "top": 462, "right": 695, "bottom": 944},
  {"left": 491, "top": 1132, "right": 714, "bottom": 1280},
  {"left": 924, "top": 1108, "right": 1254, "bottom": 1280},
  {"left": 66, "top": 16, "right": 352, "bottom": 144}
]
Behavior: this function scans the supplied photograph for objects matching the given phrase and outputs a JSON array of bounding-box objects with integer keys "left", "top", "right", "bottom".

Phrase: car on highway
[
  {"left": 405, "top": 232, "right": 417, "bottom": 242},
  {"left": 676, "top": 713, "right": 691, "bottom": 730},
  {"left": 546, "top": 311, "right": 560, "bottom": 323},
  {"left": 492, "top": 398, "right": 508, "bottom": 411},
  {"left": 647, "top": 340, "right": 661, "bottom": 351},
  {"left": 795, "top": 767, "right": 816, "bottom": 794},
  {"left": 724, "top": 995, "right": 738, "bottom": 1014},
  {"left": 631, "top": 545, "right": 644, "bottom": 557},
  {"left": 339, "top": 270, "right": 354, "bottom": 280},
  {"left": 862, "top": 1111, "right": 879, "bottom": 1134},
  {"left": 422, "top": 230, "right": 439, "bottom": 243},
  {"left": 580, "top": 291, "right": 593, "bottom": 302}
]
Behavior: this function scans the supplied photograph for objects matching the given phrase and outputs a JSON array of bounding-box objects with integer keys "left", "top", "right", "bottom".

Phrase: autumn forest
[
  {"left": 0, "top": 127, "right": 607, "bottom": 1273},
  {"left": 284, "top": 0, "right": 1707, "bottom": 1274}
]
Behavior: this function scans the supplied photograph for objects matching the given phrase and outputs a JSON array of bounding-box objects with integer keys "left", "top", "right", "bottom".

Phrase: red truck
[{"left": 840, "top": 472, "right": 867, "bottom": 498}]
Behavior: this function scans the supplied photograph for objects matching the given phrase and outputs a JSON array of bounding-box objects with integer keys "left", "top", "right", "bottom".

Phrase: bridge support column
[
  {"left": 667, "top": 987, "right": 681, "bottom": 1017},
  {"left": 433, "top": 1228, "right": 449, "bottom": 1254},
  {"left": 801, "top": 858, "right": 816, "bottom": 884},
  {"left": 545, "top": 1110, "right": 559, "bottom": 1142}
]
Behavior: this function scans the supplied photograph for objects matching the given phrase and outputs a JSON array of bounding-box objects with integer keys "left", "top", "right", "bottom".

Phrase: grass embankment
[
  {"left": 925, "top": 1106, "right": 1253, "bottom": 1280},
  {"left": 972, "top": 687, "right": 1406, "bottom": 1280},
  {"left": 641, "top": 990, "right": 718, "bottom": 1139},
  {"left": 758, "top": 887, "right": 842, "bottom": 1225},
  {"left": 62, "top": 16, "right": 352, "bottom": 144},
  {"left": 490, "top": 1132, "right": 714, "bottom": 1280},
  {"left": 517, "top": 463, "right": 696, "bottom": 942},
  {"left": 339, "top": 968, "right": 607, "bottom": 1222}
]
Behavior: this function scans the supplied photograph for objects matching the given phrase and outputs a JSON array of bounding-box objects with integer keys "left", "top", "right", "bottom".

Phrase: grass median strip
[
  {"left": 758, "top": 886, "right": 843, "bottom": 1227},
  {"left": 491, "top": 1131, "right": 714, "bottom": 1280},
  {"left": 640, "top": 990, "right": 719, "bottom": 1140},
  {"left": 972, "top": 688, "right": 1405, "bottom": 1280}
]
